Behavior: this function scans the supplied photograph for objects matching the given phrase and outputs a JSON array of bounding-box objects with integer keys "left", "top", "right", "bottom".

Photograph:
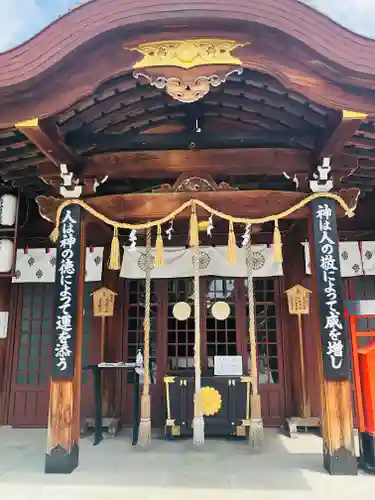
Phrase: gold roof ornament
[
  {"left": 128, "top": 38, "right": 246, "bottom": 103},
  {"left": 130, "top": 39, "right": 245, "bottom": 70}
]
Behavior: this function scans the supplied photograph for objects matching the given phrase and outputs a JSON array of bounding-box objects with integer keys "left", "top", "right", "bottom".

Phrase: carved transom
[{"left": 153, "top": 173, "right": 237, "bottom": 193}]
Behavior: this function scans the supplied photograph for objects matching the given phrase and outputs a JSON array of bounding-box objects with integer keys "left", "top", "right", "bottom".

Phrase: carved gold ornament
[
  {"left": 130, "top": 39, "right": 245, "bottom": 70},
  {"left": 134, "top": 70, "right": 242, "bottom": 103},
  {"left": 198, "top": 386, "right": 222, "bottom": 416},
  {"left": 129, "top": 38, "right": 245, "bottom": 103}
]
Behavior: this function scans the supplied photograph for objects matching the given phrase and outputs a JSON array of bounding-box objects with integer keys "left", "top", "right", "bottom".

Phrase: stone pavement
[{"left": 0, "top": 427, "right": 374, "bottom": 500}]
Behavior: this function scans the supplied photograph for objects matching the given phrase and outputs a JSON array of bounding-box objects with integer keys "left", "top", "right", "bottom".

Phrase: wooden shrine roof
[{"left": 2, "top": 0, "right": 375, "bottom": 197}]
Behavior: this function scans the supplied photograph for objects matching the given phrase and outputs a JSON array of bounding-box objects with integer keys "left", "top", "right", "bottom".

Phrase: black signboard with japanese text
[
  {"left": 52, "top": 204, "right": 83, "bottom": 379},
  {"left": 311, "top": 198, "right": 350, "bottom": 380}
]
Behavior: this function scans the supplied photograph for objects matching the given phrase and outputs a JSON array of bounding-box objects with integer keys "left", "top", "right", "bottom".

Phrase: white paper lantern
[
  {"left": 0, "top": 194, "right": 17, "bottom": 226},
  {"left": 0, "top": 239, "right": 13, "bottom": 273}
]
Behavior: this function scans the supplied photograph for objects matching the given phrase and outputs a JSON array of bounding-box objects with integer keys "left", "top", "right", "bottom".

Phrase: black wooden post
[
  {"left": 309, "top": 198, "right": 357, "bottom": 475},
  {"left": 45, "top": 204, "right": 85, "bottom": 474}
]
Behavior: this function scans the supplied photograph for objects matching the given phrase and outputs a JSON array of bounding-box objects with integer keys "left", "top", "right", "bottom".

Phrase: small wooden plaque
[{"left": 91, "top": 287, "right": 117, "bottom": 317}]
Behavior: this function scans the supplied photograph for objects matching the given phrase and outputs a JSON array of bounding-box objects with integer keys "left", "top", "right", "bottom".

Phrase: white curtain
[
  {"left": 12, "top": 247, "right": 104, "bottom": 283},
  {"left": 120, "top": 245, "right": 283, "bottom": 279}
]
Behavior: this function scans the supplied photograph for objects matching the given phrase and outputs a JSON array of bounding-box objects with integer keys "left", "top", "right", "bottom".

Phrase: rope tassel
[
  {"left": 189, "top": 202, "right": 199, "bottom": 247},
  {"left": 108, "top": 227, "right": 121, "bottom": 270},
  {"left": 138, "top": 227, "right": 152, "bottom": 446},
  {"left": 192, "top": 244, "right": 204, "bottom": 445},
  {"left": 50, "top": 226, "right": 59, "bottom": 243},
  {"left": 245, "top": 227, "right": 264, "bottom": 451},
  {"left": 155, "top": 225, "right": 164, "bottom": 267},
  {"left": 227, "top": 221, "right": 236, "bottom": 264},
  {"left": 273, "top": 220, "right": 283, "bottom": 264}
]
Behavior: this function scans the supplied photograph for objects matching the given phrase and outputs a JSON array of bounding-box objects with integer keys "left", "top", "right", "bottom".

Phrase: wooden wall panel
[{"left": 0, "top": 279, "right": 12, "bottom": 425}]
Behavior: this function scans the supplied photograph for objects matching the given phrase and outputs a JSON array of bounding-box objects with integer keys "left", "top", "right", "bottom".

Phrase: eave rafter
[
  {"left": 15, "top": 117, "right": 85, "bottom": 173},
  {"left": 311, "top": 109, "right": 368, "bottom": 188},
  {"left": 317, "top": 111, "right": 368, "bottom": 160}
]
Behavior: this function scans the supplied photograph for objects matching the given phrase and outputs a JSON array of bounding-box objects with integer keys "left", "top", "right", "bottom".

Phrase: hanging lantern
[
  {"left": 0, "top": 194, "right": 17, "bottom": 227},
  {"left": 0, "top": 239, "right": 14, "bottom": 273}
]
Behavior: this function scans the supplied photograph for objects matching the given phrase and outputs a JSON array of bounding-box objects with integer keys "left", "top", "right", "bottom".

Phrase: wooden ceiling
[{"left": 0, "top": 68, "right": 360, "bottom": 196}]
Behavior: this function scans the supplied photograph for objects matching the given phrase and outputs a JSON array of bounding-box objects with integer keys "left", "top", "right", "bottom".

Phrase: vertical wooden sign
[
  {"left": 310, "top": 198, "right": 350, "bottom": 379},
  {"left": 309, "top": 198, "right": 357, "bottom": 476},
  {"left": 45, "top": 204, "right": 85, "bottom": 474},
  {"left": 52, "top": 205, "right": 82, "bottom": 378}
]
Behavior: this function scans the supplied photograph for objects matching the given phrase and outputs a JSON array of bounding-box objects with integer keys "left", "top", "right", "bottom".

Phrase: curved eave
[{"left": 1, "top": 0, "right": 375, "bottom": 88}]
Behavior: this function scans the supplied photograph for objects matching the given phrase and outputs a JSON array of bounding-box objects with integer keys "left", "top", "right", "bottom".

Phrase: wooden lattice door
[
  {"left": 122, "top": 279, "right": 164, "bottom": 426},
  {"left": 245, "top": 278, "right": 285, "bottom": 425},
  {"left": 7, "top": 283, "right": 98, "bottom": 428}
]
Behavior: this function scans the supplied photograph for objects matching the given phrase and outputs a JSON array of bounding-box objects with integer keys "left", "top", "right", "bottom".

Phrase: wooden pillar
[
  {"left": 309, "top": 198, "right": 357, "bottom": 475},
  {"left": 282, "top": 224, "right": 308, "bottom": 418},
  {"left": 45, "top": 205, "right": 85, "bottom": 474},
  {"left": 0, "top": 279, "right": 11, "bottom": 425}
]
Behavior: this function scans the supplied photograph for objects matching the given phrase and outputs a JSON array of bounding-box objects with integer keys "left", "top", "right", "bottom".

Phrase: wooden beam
[
  {"left": 66, "top": 130, "right": 316, "bottom": 154},
  {"left": 36, "top": 188, "right": 360, "bottom": 224},
  {"left": 15, "top": 118, "right": 84, "bottom": 172},
  {"left": 317, "top": 110, "right": 368, "bottom": 159},
  {"left": 84, "top": 148, "right": 313, "bottom": 179},
  {"left": 36, "top": 149, "right": 357, "bottom": 183}
]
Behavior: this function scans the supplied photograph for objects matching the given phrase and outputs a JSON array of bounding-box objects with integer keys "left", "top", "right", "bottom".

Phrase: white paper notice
[{"left": 214, "top": 355, "right": 243, "bottom": 376}]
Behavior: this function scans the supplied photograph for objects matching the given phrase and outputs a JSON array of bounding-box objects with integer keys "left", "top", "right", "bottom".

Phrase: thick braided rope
[
  {"left": 245, "top": 227, "right": 259, "bottom": 396},
  {"left": 49, "top": 192, "right": 355, "bottom": 241},
  {"left": 193, "top": 246, "right": 202, "bottom": 417},
  {"left": 143, "top": 227, "right": 152, "bottom": 396}
]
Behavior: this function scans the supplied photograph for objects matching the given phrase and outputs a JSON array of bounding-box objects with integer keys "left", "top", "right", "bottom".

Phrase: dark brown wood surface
[
  {"left": 36, "top": 188, "right": 360, "bottom": 224},
  {"left": 0, "top": 279, "right": 12, "bottom": 425}
]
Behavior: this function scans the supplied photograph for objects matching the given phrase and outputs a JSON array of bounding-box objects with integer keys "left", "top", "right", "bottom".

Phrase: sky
[{"left": 0, "top": 0, "right": 375, "bottom": 52}]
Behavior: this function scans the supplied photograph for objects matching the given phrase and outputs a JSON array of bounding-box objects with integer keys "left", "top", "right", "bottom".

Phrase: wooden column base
[
  {"left": 45, "top": 444, "right": 79, "bottom": 474},
  {"left": 323, "top": 447, "right": 357, "bottom": 476}
]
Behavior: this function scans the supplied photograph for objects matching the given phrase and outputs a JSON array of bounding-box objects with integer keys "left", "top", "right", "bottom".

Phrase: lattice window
[
  {"left": 245, "top": 278, "right": 279, "bottom": 384},
  {"left": 127, "top": 280, "right": 158, "bottom": 383},
  {"left": 167, "top": 279, "right": 195, "bottom": 371},
  {"left": 205, "top": 278, "right": 237, "bottom": 367},
  {"left": 16, "top": 283, "right": 95, "bottom": 386}
]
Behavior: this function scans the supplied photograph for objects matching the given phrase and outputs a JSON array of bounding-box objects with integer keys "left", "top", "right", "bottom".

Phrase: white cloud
[
  {"left": 301, "top": 0, "right": 375, "bottom": 38},
  {"left": 0, "top": 0, "right": 78, "bottom": 52}
]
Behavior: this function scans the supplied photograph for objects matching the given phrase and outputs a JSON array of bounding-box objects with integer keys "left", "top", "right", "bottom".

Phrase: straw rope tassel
[
  {"left": 246, "top": 228, "right": 264, "bottom": 451},
  {"left": 189, "top": 202, "right": 199, "bottom": 248},
  {"left": 108, "top": 226, "right": 121, "bottom": 270},
  {"left": 155, "top": 225, "right": 164, "bottom": 267},
  {"left": 193, "top": 245, "right": 204, "bottom": 444},
  {"left": 273, "top": 220, "right": 283, "bottom": 264},
  {"left": 138, "top": 227, "right": 152, "bottom": 446},
  {"left": 227, "top": 220, "right": 236, "bottom": 264}
]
